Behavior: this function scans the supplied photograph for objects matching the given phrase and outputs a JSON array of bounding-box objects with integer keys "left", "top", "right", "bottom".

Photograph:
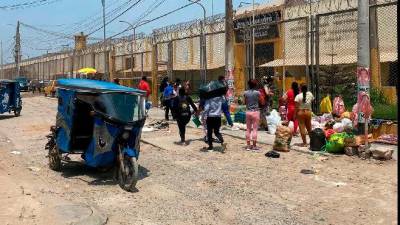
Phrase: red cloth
[
  {"left": 138, "top": 80, "right": 151, "bottom": 97},
  {"left": 325, "top": 129, "right": 336, "bottom": 139},
  {"left": 286, "top": 108, "right": 298, "bottom": 133},
  {"left": 286, "top": 89, "right": 296, "bottom": 110}
]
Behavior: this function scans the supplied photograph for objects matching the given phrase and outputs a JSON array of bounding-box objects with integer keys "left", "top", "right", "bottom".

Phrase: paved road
[{"left": 0, "top": 94, "right": 396, "bottom": 225}]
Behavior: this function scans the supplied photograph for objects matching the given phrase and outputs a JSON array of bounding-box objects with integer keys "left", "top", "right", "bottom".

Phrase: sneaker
[
  {"left": 207, "top": 146, "right": 214, "bottom": 152},
  {"left": 221, "top": 143, "right": 227, "bottom": 153},
  {"left": 251, "top": 146, "right": 261, "bottom": 151},
  {"left": 245, "top": 145, "right": 252, "bottom": 151}
]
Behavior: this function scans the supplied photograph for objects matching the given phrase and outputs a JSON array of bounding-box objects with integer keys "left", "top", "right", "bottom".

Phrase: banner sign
[
  {"left": 234, "top": 11, "right": 281, "bottom": 42},
  {"left": 357, "top": 67, "right": 371, "bottom": 123},
  {"left": 226, "top": 69, "right": 235, "bottom": 104}
]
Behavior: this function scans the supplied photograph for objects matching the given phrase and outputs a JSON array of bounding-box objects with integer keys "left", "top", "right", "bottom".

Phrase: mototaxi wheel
[
  {"left": 48, "top": 144, "right": 61, "bottom": 171},
  {"left": 14, "top": 108, "right": 21, "bottom": 117},
  {"left": 117, "top": 155, "right": 139, "bottom": 192}
]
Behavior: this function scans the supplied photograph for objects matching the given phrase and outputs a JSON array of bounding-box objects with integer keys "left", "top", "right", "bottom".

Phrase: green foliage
[
  {"left": 373, "top": 104, "right": 397, "bottom": 120},
  {"left": 370, "top": 87, "right": 389, "bottom": 105},
  {"left": 319, "top": 64, "right": 357, "bottom": 110}
]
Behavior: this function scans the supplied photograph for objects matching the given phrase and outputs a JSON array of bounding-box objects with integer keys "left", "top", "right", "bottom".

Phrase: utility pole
[
  {"left": 15, "top": 21, "right": 21, "bottom": 79},
  {"left": 0, "top": 40, "right": 3, "bottom": 79},
  {"left": 119, "top": 20, "right": 151, "bottom": 79},
  {"left": 356, "top": 0, "right": 370, "bottom": 138},
  {"left": 189, "top": 0, "right": 207, "bottom": 84},
  {"left": 101, "top": 0, "right": 109, "bottom": 80},
  {"left": 225, "top": 0, "right": 235, "bottom": 104},
  {"left": 251, "top": 0, "right": 255, "bottom": 79}
]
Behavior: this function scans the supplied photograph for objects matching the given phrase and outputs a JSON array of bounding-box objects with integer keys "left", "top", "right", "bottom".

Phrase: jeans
[
  {"left": 245, "top": 111, "right": 260, "bottom": 142},
  {"left": 164, "top": 99, "right": 172, "bottom": 120},
  {"left": 206, "top": 116, "right": 223, "bottom": 148}
]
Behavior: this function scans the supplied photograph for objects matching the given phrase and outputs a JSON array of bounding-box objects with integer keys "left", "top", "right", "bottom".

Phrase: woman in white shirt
[{"left": 294, "top": 84, "right": 315, "bottom": 147}]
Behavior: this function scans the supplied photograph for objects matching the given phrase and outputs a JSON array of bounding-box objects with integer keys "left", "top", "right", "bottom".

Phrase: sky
[{"left": 0, "top": 0, "right": 268, "bottom": 64}]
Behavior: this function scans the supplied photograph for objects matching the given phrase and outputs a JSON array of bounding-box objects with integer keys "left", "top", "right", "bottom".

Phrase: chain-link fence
[
  {"left": 375, "top": 3, "right": 397, "bottom": 89},
  {"left": 282, "top": 17, "right": 309, "bottom": 95},
  {"left": 316, "top": 9, "right": 358, "bottom": 109}
]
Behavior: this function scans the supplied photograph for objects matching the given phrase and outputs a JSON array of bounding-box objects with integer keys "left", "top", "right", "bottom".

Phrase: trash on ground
[
  {"left": 371, "top": 146, "right": 394, "bottom": 160},
  {"left": 10, "top": 151, "right": 21, "bottom": 155},
  {"left": 265, "top": 150, "right": 280, "bottom": 158},
  {"left": 27, "top": 166, "right": 41, "bottom": 172},
  {"left": 142, "top": 127, "right": 154, "bottom": 132},
  {"left": 300, "top": 169, "right": 316, "bottom": 175},
  {"left": 146, "top": 120, "right": 169, "bottom": 130}
]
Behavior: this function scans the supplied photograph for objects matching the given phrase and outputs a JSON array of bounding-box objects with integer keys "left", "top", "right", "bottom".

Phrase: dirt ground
[{"left": 0, "top": 93, "right": 397, "bottom": 225}]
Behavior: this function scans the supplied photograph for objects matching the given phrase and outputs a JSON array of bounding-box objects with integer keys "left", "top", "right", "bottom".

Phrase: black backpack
[
  {"left": 177, "top": 96, "right": 191, "bottom": 117},
  {"left": 309, "top": 128, "right": 326, "bottom": 151}
]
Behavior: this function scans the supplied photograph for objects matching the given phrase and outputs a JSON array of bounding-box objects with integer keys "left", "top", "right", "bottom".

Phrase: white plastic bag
[
  {"left": 311, "top": 120, "right": 322, "bottom": 130},
  {"left": 333, "top": 122, "right": 344, "bottom": 133},
  {"left": 288, "top": 121, "right": 294, "bottom": 133},
  {"left": 267, "top": 110, "right": 281, "bottom": 135},
  {"left": 341, "top": 118, "right": 353, "bottom": 129}
]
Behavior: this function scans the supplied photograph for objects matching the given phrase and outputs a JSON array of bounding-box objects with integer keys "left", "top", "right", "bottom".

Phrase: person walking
[
  {"left": 159, "top": 77, "right": 169, "bottom": 106},
  {"left": 295, "top": 84, "right": 315, "bottom": 147},
  {"left": 203, "top": 96, "right": 227, "bottom": 152},
  {"left": 138, "top": 76, "right": 151, "bottom": 100},
  {"left": 285, "top": 82, "right": 299, "bottom": 135},
  {"left": 172, "top": 88, "right": 198, "bottom": 145},
  {"left": 184, "top": 80, "right": 191, "bottom": 95},
  {"left": 163, "top": 83, "right": 174, "bottom": 121},
  {"left": 244, "top": 79, "right": 261, "bottom": 151}
]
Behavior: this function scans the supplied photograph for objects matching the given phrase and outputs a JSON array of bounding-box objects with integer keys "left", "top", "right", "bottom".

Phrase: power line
[
  {"left": 0, "top": 0, "right": 64, "bottom": 10},
  {"left": 63, "top": 0, "right": 136, "bottom": 37},
  {"left": 86, "top": 0, "right": 144, "bottom": 36},
  {"left": 106, "top": 1, "right": 198, "bottom": 40}
]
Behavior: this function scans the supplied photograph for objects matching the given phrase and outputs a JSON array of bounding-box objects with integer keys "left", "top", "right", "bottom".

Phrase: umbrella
[{"left": 78, "top": 67, "right": 97, "bottom": 74}]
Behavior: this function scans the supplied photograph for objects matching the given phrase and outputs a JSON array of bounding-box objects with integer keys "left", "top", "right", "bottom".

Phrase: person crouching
[{"left": 172, "top": 88, "right": 198, "bottom": 145}]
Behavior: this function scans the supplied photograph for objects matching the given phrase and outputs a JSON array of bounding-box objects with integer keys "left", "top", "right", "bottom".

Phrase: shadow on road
[
  {"left": 0, "top": 114, "right": 17, "bottom": 120},
  {"left": 59, "top": 162, "right": 150, "bottom": 187}
]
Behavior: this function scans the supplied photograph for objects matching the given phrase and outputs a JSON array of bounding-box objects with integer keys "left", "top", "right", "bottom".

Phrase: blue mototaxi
[
  {"left": 45, "top": 79, "right": 146, "bottom": 191},
  {"left": 0, "top": 79, "right": 22, "bottom": 116}
]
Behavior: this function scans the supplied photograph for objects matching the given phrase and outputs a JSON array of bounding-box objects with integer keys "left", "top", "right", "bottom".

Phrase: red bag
[{"left": 258, "top": 88, "right": 266, "bottom": 107}]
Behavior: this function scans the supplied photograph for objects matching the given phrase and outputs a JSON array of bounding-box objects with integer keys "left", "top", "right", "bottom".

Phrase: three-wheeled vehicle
[
  {"left": 0, "top": 80, "right": 22, "bottom": 116},
  {"left": 45, "top": 79, "right": 146, "bottom": 191}
]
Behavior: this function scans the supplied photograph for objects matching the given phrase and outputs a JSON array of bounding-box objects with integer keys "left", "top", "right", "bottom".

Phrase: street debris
[
  {"left": 300, "top": 169, "right": 316, "bottom": 175},
  {"left": 371, "top": 146, "right": 394, "bottom": 160},
  {"left": 142, "top": 127, "right": 154, "bottom": 132},
  {"left": 265, "top": 150, "right": 280, "bottom": 158},
  {"left": 146, "top": 120, "right": 169, "bottom": 130},
  {"left": 10, "top": 151, "right": 21, "bottom": 155},
  {"left": 344, "top": 146, "right": 358, "bottom": 156},
  {"left": 27, "top": 166, "right": 41, "bottom": 172}
]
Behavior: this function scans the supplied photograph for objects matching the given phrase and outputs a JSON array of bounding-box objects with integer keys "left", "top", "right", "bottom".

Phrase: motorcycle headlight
[{"left": 122, "top": 131, "right": 130, "bottom": 140}]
